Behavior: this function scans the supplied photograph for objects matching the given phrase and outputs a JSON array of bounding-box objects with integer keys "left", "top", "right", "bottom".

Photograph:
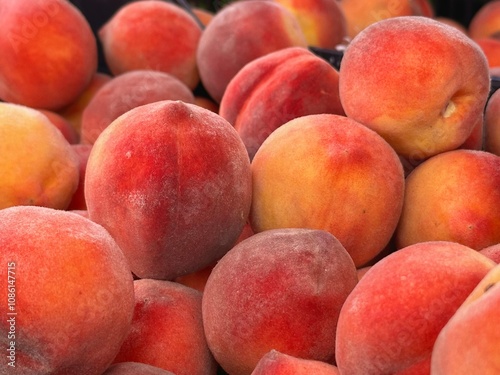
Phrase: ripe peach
[
  {"left": 0, "top": 206, "right": 135, "bottom": 375},
  {"left": 85, "top": 100, "right": 252, "bottom": 280},
  {"left": 480, "top": 243, "right": 500, "bottom": 263},
  {"left": 469, "top": 0, "right": 500, "bottom": 39},
  {"left": 196, "top": 0, "right": 308, "bottom": 103},
  {"left": 272, "top": 0, "right": 347, "bottom": 48},
  {"left": 340, "top": 0, "right": 434, "bottom": 39},
  {"left": 335, "top": 241, "right": 495, "bottom": 374},
  {"left": 80, "top": 69, "right": 195, "bottom": 145},
  {"left": 485, "top": 87, "right": 500, "bottom": 155},
  {"left": 0, "top": 102, "right": 80, "bottom": 210},
  {"left": 251, "top": 349, "right": 341, "bottom": 374},
  {"left": 39, "top": 109, "right": 79, "bottom": 144},
  {"left": 58, "top": 72, "right": 112, "bottom": 135},
  {"left": 67, "top": 144, "right": 93, "bottom": 211},
  {"left": 250, "top": 114, "right": 405, "bottom": 267},
  {"left": 103, "top": 362, "right": 175, "bottom": 375},
  {"left": 99, "top": 0, "right": 202, "bottom": 90},
  {"left": 113, "top": 279, "right": 217, "bottom": 375},
  {"left": 431, "top": 263, "right": 500, "bottom": 374},
  {"left": 395, "top": 149, "right": 500, "bottom": 251},
  {"left": 0, "top": 0, "right": 97, "bottom": 110},
  {"left": 202, "top": 228, "right": 358, "bottom": 375},
  {"left": 339, "top": 16, "right": 490, "bottom": 162},
  {"left": 473, "top": 37, "right": 500, "bottom": 68},
  {"left": 219, "top": 46, "right": 345, "bottom": 160}
]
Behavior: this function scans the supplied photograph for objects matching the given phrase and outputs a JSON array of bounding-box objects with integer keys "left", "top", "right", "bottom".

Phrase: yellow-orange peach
[
  {"left": 85, "top": 100, "right": 252, "bottom": 280},
  {"left": 99, "top": 0, "right": 202, "bottom": 90},
  {"left": 0, "top": 0, "right": 97, "bottom": 110},
  {"left": 469, "top": 0, "right": 500, "bottom": 39},
  {"left": 196, "top": 0, "right": 308, "bottom": 103},
  {"left": 220, "top": 46, "right": 345, "bottom": 160},
  {"left": 431, "top": 263, "right": 500, "bottom": 374},
  {"left": 80, "top": 69, "right": 195, "bottom": 145},
  {"left": 0, "top": 206, "right": 135, "bottom": 375},
  {"left": 339, "top": 16, "right": 490, "bottom": 162},
  {"left": 340, "top": 0, "right": 434, "bottom": 39},
  {"left": 250, "top": 114, "right": 405, "bottom": 267},
  {"left": 395, "top": 149, "right": 500, "bottom": 250},
  {"left": 251, "top": 350, "right": 341, "bottom": 374},
  {"left": 272, "top": 0, "right": 347, "bottom": 48},
  {"left": 335, "top": 241, "right": 495, "bottom": 374},
  {"left": 113, "top": 279, "right": 217, "bottom": 375},
  {"left": 202, "top": 228, "right": 358, "bottom": 375},
  {"left": 0, "top": 102, "right": 80, "bottom": 210}
]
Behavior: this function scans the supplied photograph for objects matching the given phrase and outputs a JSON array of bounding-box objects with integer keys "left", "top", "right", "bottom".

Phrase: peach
[
  {"left": 67, "top": 144, "right": 93, "bottom": 211},
  {"left": 0, "top": 102, "right": 80, "bottom": 210},
  {"left": 435, "top": 16, "right": 468, "bottom": 34},
  {"left": 113, "top": 279, "right": 217, "bottom": 375},
  {"left": 202, "top": 228, "right": 358, "bottom": 375},
  {"left": 196, "top": 0, "right": 308, "bottom": 103},
  {"left": 473, "top": 37, "right": 500, "bottom": 68},
  {"left": 339, "top": 16, "right": 490, "bottom": 162},
  {"left": 485, "top": 87, "right": 500, "bottom": 155},
  {"left": 39, "top": 109, "right": 80, "bottom": 144},
  {"left": 250, "top": 114, "right": 405, "bottom": 267},
  {"left": 395, "top": 149, "right": 500, "bottom": 251},
  {"left": 84, "top": 100, "right": 252, "bottom": 280},
  {"left": 469, "top": 0, "right": 500, "bottom": 39},
  {"left": 431, "top": 263, "right": 500, "bottom": 374},
  {"left": 272, "top": 0, "right": 347, "bottom": 48},
  {"left": 335, "top": 241, "right": 495, "bottom": 374},
  {"left": 192, "top": 7, "right": 214, "bottom": 26},
  {"left": 99, "top": 0, "right": 202, "bottom": 90},
  {"left": 103, "top": 362, "right": 175, "bottom": 375},
  {"left": 58, "top": 72, "right": 112, "bottom": 135},
  {"left": 219, "top": 46, "right": 345, "bottom": 160},
  {"left": 0, "top": 0, "right": 97, "bottom": 110},
  {"left": 0, "top": 205, "right": 135, "bottom": 374},
  {"left": 340, "top": 0, "right": 434, "bottom": 39},
  {"left": 80, "top": 69, "right": 195, "bottom": 145},
  {"left": 194, "top": 96, "right": 219, "bottom": 113},
  {"left": 251, "top": 349, "right": 341, "bottom": 374},
  {"left": 480, "top": 243, "right": 500, "bottom": 263}
]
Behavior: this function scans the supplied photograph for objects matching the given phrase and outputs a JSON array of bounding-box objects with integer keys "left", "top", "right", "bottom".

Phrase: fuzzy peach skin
[
  {"left": 219, "top": 47, "right": 345, "bottom": 160},
  {"left": 480, "top": 243, "right": 500, "bottom": 263},
  {"left": 485, "top": 88, "right": 500, "bottom": 155},
  {"left": 103, "top": 362, "right": 175, "bottom": 375},
  {"left": 0, "top": 0, "right": 97, "bottom": 110},
  {"left": 85, "top": 100, "right": 252, "bottom": 280},
  {"left": 99, "top": 0, "right": 202, "bottom": 90},
  {"left": 469, "top": 0, "right": 500, "bottom": 39},
  {"left": 58, "top": 72, "right": 112, "bottom": 135},
  {"left": 250, "top": 114, "right": 405, "bottom": 267},
  {"left": 431, "top": 263, "right": 500, "bottom": 374},
  {"left": 39, "top": 109, "right": 79, "bottom": 144},
  {"left": 202, "top": 228, "right": 358, "bottom": 375},
  {"left": 251, "top": 350, "right": 341, "bottom": 375},
  {"left": 339, "top": 0, "right": 433, "bottom": 39},
  {"left": 272, "top": 0, "right": 347, "bottom": 48},
  {"left": 196, "top": 0, "right": 308, "bottom": 103},
  {"left": 113, "top": 279, "right": 217, "bottom": 375},
  {"left": 335, "top": 241, "right": 495, "bottom": 374},
  {"left": 0, "top": 206, "right": 135, "bottom": 375},
  {"left": 80, "top": 70, "right": 195, "bottom": 145},
  {"left": 395, "top": 150, "right": 500, "bottom": 251},
  {"left": 0, "top": 102, "right": 80, "bottom": 210},
  {"left": 67, "top": 144, "right": 93, "bottom": 211},
  {"left": 339, "top": 16, "right": 490, "bottom": 162}
]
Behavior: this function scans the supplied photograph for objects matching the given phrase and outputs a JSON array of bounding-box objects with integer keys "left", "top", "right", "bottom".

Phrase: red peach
[
  {"left": 80, "top": 69, "right": 195, "bottom": 145},
  {"left": 251, "top": 349, "right": 341, "bottom": 374},
  {"left": 113, "top": 279, "right": 217, "bottom": 375},
  {"left": 39, "top": 109, "right": 80, "bottom": 144},
  {"left": 84, "top": 100, "right": 252, "bottom": 280},
  {"left": 480, "top": 243, "right": 500, "bottom": 263},
  {"left": 67, "top": 144, "right": 93, "bottom": 211},
  {"left": 0, "top": 206, "right": 135, "bottom": 375},
  {"left": 335, "top": 241, "right": 495, "bottom": 374},
  {"left": 469, "top": 0, "right": 500, "bottom": 39},
  {"left": 0, "top": 0, "right": 97, "bottom": 110},
  {"left": 473, "top": 37, "right": 500, "bottom": 68},
  {"left": 103, "top": 362, "right": 175, "bottom": 375},
  {"left": 202, "top": 228, "right": 358, "bottom": 375},
  {"left": 196, "top": 0, "right": 308, "bottom": 103}
]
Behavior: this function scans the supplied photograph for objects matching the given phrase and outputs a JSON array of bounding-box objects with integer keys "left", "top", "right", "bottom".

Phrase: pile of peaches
[{"left": 2, "top": 0, "right": 500, "bottom": 374}]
